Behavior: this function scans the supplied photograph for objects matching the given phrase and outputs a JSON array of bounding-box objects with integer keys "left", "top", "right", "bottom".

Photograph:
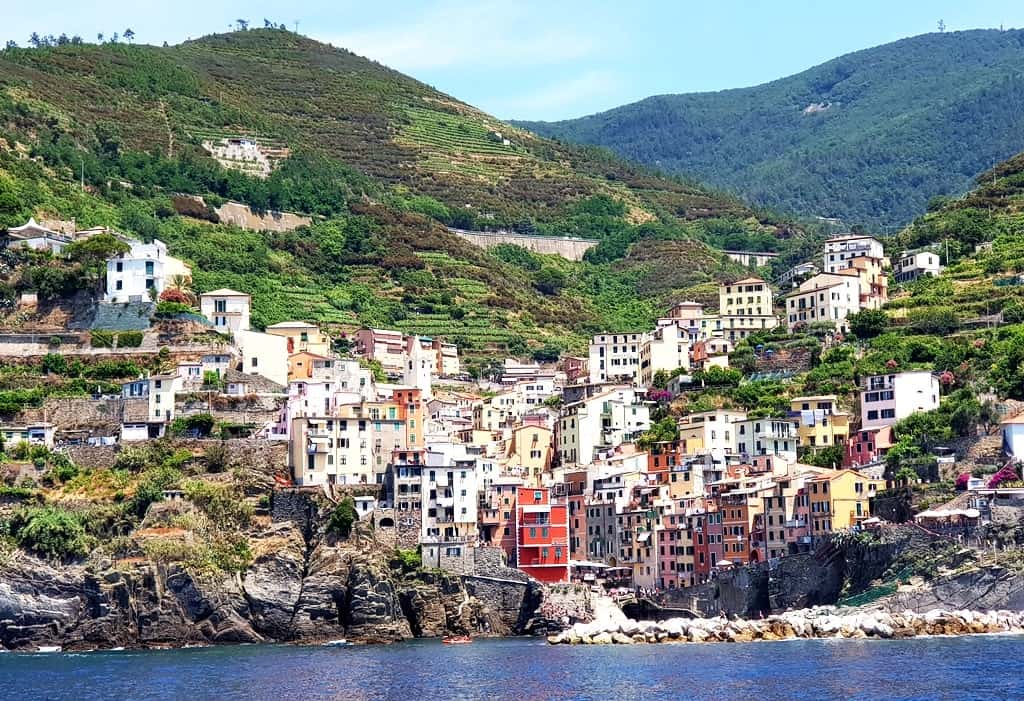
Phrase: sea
[{"left": 2, "top": 635, "right": 1021, "bottom": 701}]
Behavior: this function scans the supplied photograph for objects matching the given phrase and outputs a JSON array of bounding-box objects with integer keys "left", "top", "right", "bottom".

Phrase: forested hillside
[
  {"left": 0, "top": 29, "right": 795, "bottom": 365},
  {"left": 518, "top": 29, "right": 1024, "bottom": 228}
]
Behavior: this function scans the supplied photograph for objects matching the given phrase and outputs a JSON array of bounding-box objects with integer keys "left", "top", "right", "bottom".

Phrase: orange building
[{"left": 515, "top": 486, "right": 569, "bottom": 582}]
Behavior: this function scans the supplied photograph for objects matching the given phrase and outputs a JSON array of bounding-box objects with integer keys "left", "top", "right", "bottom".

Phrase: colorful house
[{"left": 514, "top": 486, "right": 569, "bottom": 582}]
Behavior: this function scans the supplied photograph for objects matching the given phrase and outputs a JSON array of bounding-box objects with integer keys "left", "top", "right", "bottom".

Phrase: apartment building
[
  {"left": 515, "top": 486, "right": 569, "bottom": 583},
  {"left": 588, "top": 332, "right": 645, "bottom": 384},
  {"left": 718, "top": 277, "right": 778, "bottom": 341},
  {"left": 639, "top": 324, "right": 690, "bottom": 388},
  {"left": 199, "top": 288, "right": 251, "bottom": 333},
  {"left": 823, "top": 234, "right": 885, "bottom": 274},
  {"left": 859, "top": 371, "right": 940, "bottom": 431}
]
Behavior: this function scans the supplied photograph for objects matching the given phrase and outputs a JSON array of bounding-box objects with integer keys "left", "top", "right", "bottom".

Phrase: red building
[
  {"left": 690, "top": 499, "right": 723, "bottom": 584},
  {"left": 554, "top": 470, "right": 588, "bottom": 563},
  {"left": 515, "top": 486, "right": 569, "bottom": 583},
  {"left": 844, "top": 426, "right": 894, "bottom": 468}
]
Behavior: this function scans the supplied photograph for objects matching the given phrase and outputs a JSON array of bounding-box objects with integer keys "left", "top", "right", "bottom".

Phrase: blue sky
[{"left": 4, "top": 0, "right": 1024, "bottom": 120}]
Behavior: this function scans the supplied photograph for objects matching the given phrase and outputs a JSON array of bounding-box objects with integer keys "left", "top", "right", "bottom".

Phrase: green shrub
[
  {"left": 154, "top": 301, "right": 194, "bottom": 317},
  {"left": 327, "top": 496, "right": 358, "bottom": 538},
  {"left": 90, "top": 330, "right": 115, "bottom": 348},
  {"left": 116, "top": 331, "right": 144, "bottom": 347},
  {"left": 8, "top": 506, "right": 92, "bottom": 560}
]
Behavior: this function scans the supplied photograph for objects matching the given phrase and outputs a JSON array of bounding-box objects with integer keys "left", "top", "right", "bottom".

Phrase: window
[
  {"left": 215, "top": 300, "right": 227, "bottom": 313},
  {"left": 145, "top": 261, "right": 154, "bottom": 275},
  {"left": 115, "top": 261, "right": 123, "bottom": 272},
  {"left": 115, "top": 280, "right": 123, "bottom": 290}
]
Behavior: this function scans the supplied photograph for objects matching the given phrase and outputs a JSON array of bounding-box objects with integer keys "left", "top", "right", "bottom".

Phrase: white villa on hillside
[
  {"left": 105, "top": 239, "right": 191, "bottom": 303},
  {"left": 200, "top": 288, "right": 251, "bottom": 332}
]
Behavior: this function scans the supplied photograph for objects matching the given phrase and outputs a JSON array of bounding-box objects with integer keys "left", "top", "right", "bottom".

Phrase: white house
[
  {"left": 402, "top": 336, "right": 433, "bottom": 400},
  {"left": 557, "top": 387, "right": 651, "bottom": 466},
  {"left": 784, "top": 272, "right": 861, "bottom": 332},
  {"left": 894, "top": 251, "right": 943, "bottom": 284},
  {"left": 105, "top": 239, "right": 191, "bottom": 303},
  {"left": 588, "top": 332, "right": 646, "bottom": 384},
  {"left": 120, "top": 373, "right": 182, "bottom": 441},
  {"left": 859, "top": 371, "right": 941, "bottom": 431},
  {"left": 419, "top": 445, "right": 481, "bottom": 567},
  {"left": 200, "top": 288, "right": 251, "bottom": 332},
  {"left": 732, "top": 417, "right": 799, "bottom": 463},
  {"left": 639, "top": 323, "right": 690, "bottom": 387},
  {"left": 234, "top": 329, "right": 289, "bottom": 387},
  {"left": 1, "top": 421, "right": 56, "bottom": 448},
  {"left": 823, "top": 234, "right": 885, "bottom": 274},
  {"left": 1002, "top": 414, "right": 1024, "bottom": 461},
  {"left": 5, "top": 218, "right": 70, "bottom": 253}
]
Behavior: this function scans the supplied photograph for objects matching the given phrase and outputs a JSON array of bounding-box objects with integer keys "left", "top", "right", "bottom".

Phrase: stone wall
[
  {"left": 19, "top": 397, "right": 123, "bottom": 434},
  {"left": 64, "top": 445, "right": 118, "bottom": 469},
  {"left": 449, "top": 229, "right": 598, "bottom": 261},
  {"left": 215, "top": 201, "right": 312, "bottom": 232}
]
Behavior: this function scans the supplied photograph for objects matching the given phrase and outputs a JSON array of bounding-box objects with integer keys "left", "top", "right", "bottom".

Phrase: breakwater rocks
[{"left": 546, "top": 607, "right": 1024, "bottom": 645}]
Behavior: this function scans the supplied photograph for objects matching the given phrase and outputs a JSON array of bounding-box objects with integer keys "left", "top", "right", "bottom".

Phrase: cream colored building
[
  {"left": 234, "top": 329, "right": 289, "bottom": 386},
  {"left": 784, "top": 272, "right": 860, "bottom": 333},
  {"left": 265, "top": 321, "right": 331, "bottom": 356},
  {"left": 718, "top": 277, "right": 778, "bottom": 341},
  {"left": 639, "top": 324, "right": 690, "bottom": 387}
]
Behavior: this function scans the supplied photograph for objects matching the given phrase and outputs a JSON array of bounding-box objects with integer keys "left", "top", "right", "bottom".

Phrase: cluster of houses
[{"left": 2, "top": 222, "right": 993, "bottom": 591}]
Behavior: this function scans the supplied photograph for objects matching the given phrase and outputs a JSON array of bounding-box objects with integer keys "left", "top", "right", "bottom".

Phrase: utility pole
[{"left": 294, "top": 20, "right": 299, "bottom": 34}]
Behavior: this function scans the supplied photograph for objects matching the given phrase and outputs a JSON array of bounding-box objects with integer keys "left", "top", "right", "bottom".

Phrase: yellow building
[
  {"left": 790, "top": 395, "right": 850, "bottom": 451},
  {"left": 718, "top": 277, "right": 778, "bottom": 342},
  {"left": 266, "top": 321, "right": 331, "bottom": 356},
  {"left": 807, "top": 469, "right": 885, "bottom": 536},
  {"left": 507, "top": 423, "right": 553, "bottom": 486}
]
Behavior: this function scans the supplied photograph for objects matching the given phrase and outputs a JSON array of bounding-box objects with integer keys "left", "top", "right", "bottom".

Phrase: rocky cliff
[{"left": 0, "top": 522, "right": 550, "bottom": 651}]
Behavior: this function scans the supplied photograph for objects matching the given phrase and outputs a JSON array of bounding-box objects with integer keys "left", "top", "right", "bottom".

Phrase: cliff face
[{"left": 0, "top": 524, "right": 547, "bottom": 650}]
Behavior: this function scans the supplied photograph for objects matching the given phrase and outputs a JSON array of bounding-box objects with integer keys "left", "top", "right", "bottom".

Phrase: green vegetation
[
  {"left": 520, "top": 29, "right": 1024, "bottom": 227},
  {"left": 0, "top": 30, "right": 798, "bottom": 360},
  {"left": 327, "top": 496, "right": 358, "bottom": 538}
]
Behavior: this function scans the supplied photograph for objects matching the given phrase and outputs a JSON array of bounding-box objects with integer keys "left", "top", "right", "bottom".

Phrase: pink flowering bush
[
  {"left": 955, "top": 472, "right": 971, "bottom": 490},
  {"left": 988, "top": 464, "right": 1019, "bottom": 488}
]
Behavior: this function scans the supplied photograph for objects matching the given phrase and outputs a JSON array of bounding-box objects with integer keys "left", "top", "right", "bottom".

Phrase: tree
[
  {"left": 123, "top": 28, "right": 135, "bottom": 43},
  {"left": 327, "top": 497, "right": 358, "bottom": 538},
  {"left": 97, "top": 32, "right": 104, "bottom": 42},
  {"left": 531, "top": 343, "right": 561, "bottom": 364},
  {"left": 533, "top": 266, "right": 567, "bottom": 296},
  {"left": 5, "top": 40, "right": 18, "bottom": 49},
  {"left": 638, "top": 417, "right": 679, "bottom": 449},
  {"left": 66, "top": 233, "right": 130, "bottom": 292},
  {"left": 264, "top": 18, "right": 274, "bottom": 28},
  {"left": 28, "top": 32, "right": 40, "bottom": 48},
  {"left": 236, "top": 19, "right": 249, "bottom": 31},
  {"left": 847, "top": 309, "right": 889, "bottom": 339}
]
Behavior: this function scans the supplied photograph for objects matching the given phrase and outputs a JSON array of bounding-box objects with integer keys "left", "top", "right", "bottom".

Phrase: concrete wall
[
  {"left": 449, "top": 229, "right": 598, "bottom": 261},
  {"left": 215, "top": 202, "right": 312, "bottom": 233}
]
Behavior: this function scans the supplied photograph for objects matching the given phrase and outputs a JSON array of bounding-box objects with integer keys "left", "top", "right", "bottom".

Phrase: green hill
[
  {"left": 0, "top": 29, "right": 790, "bottom": 365},
  {"left": 517, "top": 29, "right": 1024, "bottom": 229}
]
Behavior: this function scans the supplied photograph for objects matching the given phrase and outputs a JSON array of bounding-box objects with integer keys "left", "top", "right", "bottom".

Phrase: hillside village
[{"left": 2, "top": 210, "right": 1021, "bottom": 599}]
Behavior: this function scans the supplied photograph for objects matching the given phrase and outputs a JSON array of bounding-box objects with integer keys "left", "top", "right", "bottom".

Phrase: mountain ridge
[{"left": 517, "top": 28, "right": 1024, "bottom": 228}]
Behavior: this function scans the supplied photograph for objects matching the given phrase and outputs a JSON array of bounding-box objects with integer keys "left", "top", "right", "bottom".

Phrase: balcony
[
  {"left": 420, "top": 534, "right": 474, "bottom": 545},
  {"left": 784, "top": 519, "right": 807, "bottom": 529}
]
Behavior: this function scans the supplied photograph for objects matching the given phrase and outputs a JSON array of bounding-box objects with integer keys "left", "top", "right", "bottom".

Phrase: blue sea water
[{"left": 2, "top": 635, "right": 1021, "bottom": 701}]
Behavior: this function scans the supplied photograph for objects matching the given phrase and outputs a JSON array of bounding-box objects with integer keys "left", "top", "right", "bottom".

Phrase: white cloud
[
  {"left": 330, "top": 0, "right": 596, "bottom": 72},
  {"left": 484, "top": 70, "right": 620, "bottom": 120}
]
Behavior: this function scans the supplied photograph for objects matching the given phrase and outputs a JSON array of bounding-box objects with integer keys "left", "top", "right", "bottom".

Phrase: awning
[{"left": 636, "top": 532, "right": 652, "bottom": 542}]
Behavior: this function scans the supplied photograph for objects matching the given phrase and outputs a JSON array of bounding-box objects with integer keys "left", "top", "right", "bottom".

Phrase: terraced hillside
[
  {"left": 0, "top": 29, "right": 755, "bottom": 229},
  {"left": 0, "top": 29, "right": 792, "bottom": 365}
]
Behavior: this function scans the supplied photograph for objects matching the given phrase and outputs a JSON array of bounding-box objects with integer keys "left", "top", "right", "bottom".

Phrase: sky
[{"left": 4, "top": 0, "right": 1024, "bottom": 120}]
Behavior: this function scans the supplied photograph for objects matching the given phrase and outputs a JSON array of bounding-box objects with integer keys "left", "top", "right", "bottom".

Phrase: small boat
[
  {"left": 321, "top": 639, "right": 353, "bottom": 647},
  {"left": 37, "top": 646, "right": 62, "bottom": 653},
  {"left": 442, "top": 636, "right": 473, "bottom": 645}
]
